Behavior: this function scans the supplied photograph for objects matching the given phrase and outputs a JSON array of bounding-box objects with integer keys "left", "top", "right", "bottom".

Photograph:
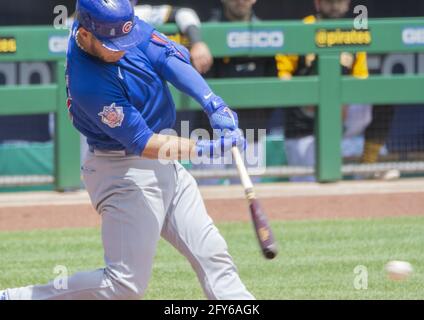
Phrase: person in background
[
  {"left": 207, "top": 0, "right": 279, "bottom": 81},
  {"left": 189, "top": 0, "right": 285, "bottom": 184},
  {"left": 278, "top": 0, "right": 372, "bottom": 182},
  {"left": 359, "top": 106, "right": 398, "bottom": 180},
  {"left": 207, "top": 0, "right": 285, "bottom": 135},
  {"left": 131, "top": 0, "right": 213, "bottom": 74}
]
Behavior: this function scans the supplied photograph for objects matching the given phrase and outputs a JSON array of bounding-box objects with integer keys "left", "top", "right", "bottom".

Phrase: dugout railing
[
  {"left": 0, "top": 27, "right": 80, "bottom": 191},
  {"left": 1, "top": 18, "right": 424, "bottom": 190}
]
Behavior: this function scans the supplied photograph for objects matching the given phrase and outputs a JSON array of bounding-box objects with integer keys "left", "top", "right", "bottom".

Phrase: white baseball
[{"left": 385, "top": 261, "right": 413, "bottom": 281}]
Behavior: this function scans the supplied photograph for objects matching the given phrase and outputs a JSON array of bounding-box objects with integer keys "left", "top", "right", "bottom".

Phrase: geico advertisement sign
[
  {"left": 227, "top": 31, "right": 284, "bottom": 49},
  {"left": 49, "top": 36, "right": 69, "bottom": 54},
  {"left": 403, "top": 28, "right": 424, "bottom": 46}
]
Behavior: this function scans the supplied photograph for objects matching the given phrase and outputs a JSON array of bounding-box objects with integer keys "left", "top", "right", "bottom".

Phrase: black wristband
[{"left": 186, "top": 25, "right": 202, "bottom": 45}]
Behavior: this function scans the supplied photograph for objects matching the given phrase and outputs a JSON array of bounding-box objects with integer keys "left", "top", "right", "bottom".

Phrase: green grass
[{"left": 0, "top": 216, "right": 423, "bottom": 299}]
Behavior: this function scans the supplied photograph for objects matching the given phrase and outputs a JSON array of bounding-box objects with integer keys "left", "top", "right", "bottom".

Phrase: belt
[{"left": 89, "top": 145, "right": 135, "bottom": 157}]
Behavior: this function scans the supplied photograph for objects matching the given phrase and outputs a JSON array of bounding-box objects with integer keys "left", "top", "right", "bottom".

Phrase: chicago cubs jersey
[{"left": 66, "top": 18, "right": 212, "bottom": 155}]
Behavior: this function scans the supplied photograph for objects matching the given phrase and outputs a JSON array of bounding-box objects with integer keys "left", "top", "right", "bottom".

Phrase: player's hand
[
  {"left": 203, "top": 95, "right": 239, "bottom": 131},
  {"left": 190, "top": 42, "right": 213, "bottom": 74},
  {"left": 195, "top": 129, "right": 246, "bottom": 159}
]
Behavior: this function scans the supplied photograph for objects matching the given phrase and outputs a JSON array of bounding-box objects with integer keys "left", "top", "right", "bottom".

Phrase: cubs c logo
[{"left": 122, "top": 21, "right": 133, "bottom": 34}]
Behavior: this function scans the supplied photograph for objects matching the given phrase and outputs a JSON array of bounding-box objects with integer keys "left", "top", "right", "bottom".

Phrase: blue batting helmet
[{"left": 76, "top": 0, "right": 143, "bottom": 51}]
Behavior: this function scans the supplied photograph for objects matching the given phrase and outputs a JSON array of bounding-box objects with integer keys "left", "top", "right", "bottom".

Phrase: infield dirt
[{"left": 0, "top": 179, "right": 423, "bottom": 231}]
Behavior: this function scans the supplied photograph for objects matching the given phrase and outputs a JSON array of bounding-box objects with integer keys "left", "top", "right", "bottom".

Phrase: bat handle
[{"left": 231, "top": 147, "right": 253, "bottom": 192}]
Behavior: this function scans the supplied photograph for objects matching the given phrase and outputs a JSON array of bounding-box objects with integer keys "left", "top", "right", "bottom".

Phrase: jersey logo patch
[{"left": 98, "top": 103, "right": 125, "bottom": 128}]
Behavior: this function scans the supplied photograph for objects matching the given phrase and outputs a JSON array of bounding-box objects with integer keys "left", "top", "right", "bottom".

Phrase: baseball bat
[{"left": 231, "top": 146, "right": 278, "bottom": 260}]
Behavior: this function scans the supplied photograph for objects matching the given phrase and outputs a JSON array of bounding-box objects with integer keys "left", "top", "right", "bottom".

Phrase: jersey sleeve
[
  {"left": 275, "top": 54, "right": 300, "bottom": 78},
  {"left": 72, "top": 80, "right": 154, "bottom": 156},
  {"left": 146, "top": 30, "right": 192, "bottom": 66},
  {"left": 273, "top": 15, "right": 315, "bottom": 79},
  {"left": 134, "top": 5, "right": 173, "bottom": 26},
  {"left": 352, "top": 52, "right": 369, "bottom": 79},
  {"left": 145, "top": 31, "right": 216, "bottom": 109},
  {"left": 174, "top": 7, "right": 202, "bottom": 44},
  {"left": 135, "top": 5, "right": 202, "bottom": 45}
]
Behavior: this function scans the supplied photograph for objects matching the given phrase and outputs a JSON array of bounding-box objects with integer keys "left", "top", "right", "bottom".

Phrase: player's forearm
[
  {"left": 136, "top": 5, "right": 202, "bottom": 44},
  {"left": 174, "top": 8, "right": 202, "bottom": 44},
  {"left": 141, "top": 133, "right": 197, "bottom": 160},
  {"left": 162, "top": 56, "right": 214, "bottom": 109},
  {"left": 142, "top": 131, "right": 246, "bottom": 161}
]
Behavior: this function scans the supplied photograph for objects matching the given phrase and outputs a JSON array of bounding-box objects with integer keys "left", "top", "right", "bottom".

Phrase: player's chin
[{"left": 327, "top": 11, "right": 345, "bottom": 19}]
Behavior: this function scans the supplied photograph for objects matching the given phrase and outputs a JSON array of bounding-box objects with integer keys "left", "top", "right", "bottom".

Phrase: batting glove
[
  {"left": 203, "top": 95, "right": 239, "bottom": 131},
  {"left": 195, "top": 129, "right": 246, "bottom": 159}
]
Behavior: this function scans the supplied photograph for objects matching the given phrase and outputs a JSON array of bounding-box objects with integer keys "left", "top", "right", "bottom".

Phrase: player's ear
[{"left": 78, "top": 27, "right": 91, "bottom": 41}]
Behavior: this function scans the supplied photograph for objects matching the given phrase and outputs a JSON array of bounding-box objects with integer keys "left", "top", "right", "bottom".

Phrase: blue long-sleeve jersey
[{"left": 66, "top": 19, "right": 216, "bottom": 155}]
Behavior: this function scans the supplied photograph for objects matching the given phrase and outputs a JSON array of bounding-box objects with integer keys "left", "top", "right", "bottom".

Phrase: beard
[
  {"left": 320, "top": 11, "right": 347, "bottom": 19},
  {"left": 225, "top": 6, "right": 252, "bottom": 21}
]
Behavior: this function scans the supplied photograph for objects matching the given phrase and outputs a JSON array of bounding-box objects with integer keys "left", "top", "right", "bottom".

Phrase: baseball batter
[{"left": 0, "top": 0, "right": 253, "bottom": 300}]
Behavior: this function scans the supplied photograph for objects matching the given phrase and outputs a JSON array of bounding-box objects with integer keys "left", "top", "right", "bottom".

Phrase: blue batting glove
[
  {"left": 203, "top": 95, "right": 239, "bottom": 131},
  {"left": 195, "top": 129, "right": 246, "bottom": 159}
]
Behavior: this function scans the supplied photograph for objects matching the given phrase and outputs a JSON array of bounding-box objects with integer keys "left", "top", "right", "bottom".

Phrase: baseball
[{"left": 385, "top": 261, "right": 413, "bottom": 281}]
